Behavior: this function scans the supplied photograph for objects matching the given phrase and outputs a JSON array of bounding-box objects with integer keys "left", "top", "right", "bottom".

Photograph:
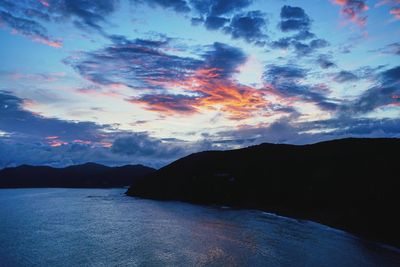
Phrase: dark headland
[
  {"left": 126, "top": 138, "right": 400, "bottom": 248},
  {"left": 0, "top": 163, "right": 155, "bottom": 188}
]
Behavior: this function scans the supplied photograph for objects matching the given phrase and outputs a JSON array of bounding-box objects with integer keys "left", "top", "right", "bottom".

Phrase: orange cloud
[
  {"left": 131, "top": 67, "right": 269, "bottom": 120},
  {"left": 48, "top": 140, "right": 68, "bottom": 147},
  {"left": 99, "top": 141, "right": 113, "bottom": 148},
  {"left": 44, "top": 136, "right": 68, "bottom": 147}
]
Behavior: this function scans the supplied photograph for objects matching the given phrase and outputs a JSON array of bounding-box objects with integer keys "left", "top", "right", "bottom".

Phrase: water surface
[{"left": 1, "top": 189, "right": 399, "bottom": 266}]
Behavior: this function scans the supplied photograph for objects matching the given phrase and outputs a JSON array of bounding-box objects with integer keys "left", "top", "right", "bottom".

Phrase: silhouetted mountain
[
  {"left": 127, "top": 138, "right": 400, "bottom": 247},
  {"left": 0, "top": 163, "right": 155, "bottom": 188}
]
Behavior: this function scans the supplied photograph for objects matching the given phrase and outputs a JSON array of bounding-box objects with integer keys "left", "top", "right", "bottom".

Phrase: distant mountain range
[
  {"left": 0, "top": 163, "right": 155, "bottom": 188},
  {"left": 126, "top": 138, "right": 400, "bottom": 247}
]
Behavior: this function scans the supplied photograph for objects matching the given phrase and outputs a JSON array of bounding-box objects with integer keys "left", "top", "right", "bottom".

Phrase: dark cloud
[
  {"left": 0, "top": 91, "right": 105, "bottom": 141},
  {"left": 54, "top": 0, "right": 120, "bottom": 32},
  {"left": 132, "top": 0, "right": 190, "bottom": 13},
  {"left": 190, "top": 0, "right": 252, "bottom": 16},
  {"left": 376, "top": 42, "right": 400, "bottom": 56},
  {"left": 291, "top": 39, "right": 329, "bottom": 56},
  {"left": 293, "top": 30, "right": 315, "bottom": 40},
  {"left": 68, "top": 37, "right": 202, "bottom": 89},
  {"left": 112, "top": 133, "right": 184, "bottom": 158},
  {"left": 265, "top": 65, "right": 307, "bottom": 80},
  {"left": 271, "top": 6, "right": 328, "bottom": 57},
  {"left": 0, "top": 0, "right": 121, "bottom": 45},
  {"left": 270, "top": 37, "right": 292, "bottom": 49},
  {"left": 317, "top": 54, "right": 336, "bottom": 69},
  {"left": 202, "top": 42, "right": 247, "bottom": 78},
  {"left": 204, "top": 16, "right": 229, "bottom": 30},
  {"left": 279, "top": 19, "right": 310, "bottom": 32},
  {"left": 311, "top": 117, "right": 400, "bottom": 137},
  {"left": 271, "top": 37, "right": 329, "bottom": 57},
  {"left": 264, "top": 65, "right": 337, "bottom": 111},
  {"left": 0, "top": 10, "right": 61, "bottom": 47},
  {"left": 0, "top": 91, "right": 190, "bottom": 168},
  {"left": 215, "top": 116, "right": 400, "bottom": 146},
  {"left": 280, "top": 5, "right": 307, "bottom": 19},
  {"left": 279, "top": 5, "right": 311, "bottom": 32},
  {"left": 343, "top": 66, "right": 400, "bottom": 113},
  {"left": 70, "top": 39, "right": 247, "bottom": 86},
  {"left": 224, "top": 11, "right": 268, "bottom": 44},
  {"left": 189, "top": 0, "right": 268, "bottom": 44},
  {"left": 130, "top": 0, "right": 267, "bottom": 44},
  {"left": 0, "top": 141, "right": 126, "bottom": 168},
  {"left": 129, "top": 94, "right": 199, "bottom": 115},
  {"left": 333, "top": 71, "right": 359, "bottom": 83}
]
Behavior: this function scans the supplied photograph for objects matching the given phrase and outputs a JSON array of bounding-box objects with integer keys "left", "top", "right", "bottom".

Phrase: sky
[{"left": 0, "top": 0, "right": 399, "bottom": 168}]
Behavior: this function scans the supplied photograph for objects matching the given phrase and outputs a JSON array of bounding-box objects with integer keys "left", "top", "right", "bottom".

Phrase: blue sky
[{"left": 0, "top": 0, "right": 399, "bottom": 168}]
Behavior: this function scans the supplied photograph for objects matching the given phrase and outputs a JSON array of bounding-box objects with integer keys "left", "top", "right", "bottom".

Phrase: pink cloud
[
  {"left": 390, "top": 7, "right": 400, "bottom": 19},
  {"left": 37, "top": 0, "right": 50, "bottom": 7},
  {"left": 10, "top": 28, "right": 62, "bottom": 48},
  {"left": 375, "top": 0, "right": 400, "bottom": 20},
  {"left": 333, "top": 0, "right": 369, "bottom": 27}
]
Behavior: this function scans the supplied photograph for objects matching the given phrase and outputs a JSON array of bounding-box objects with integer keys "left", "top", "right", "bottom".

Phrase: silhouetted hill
[
  {"left": 0, "top": 163, "right": 155, "bottom": 188},
  {"left": 127, "top": 138, "right": 400, "bottom": 247}
]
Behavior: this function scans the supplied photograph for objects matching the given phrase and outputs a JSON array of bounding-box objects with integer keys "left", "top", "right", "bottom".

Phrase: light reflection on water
[{"left": 0, "top": 188, "right": 399, "bottom": 267}]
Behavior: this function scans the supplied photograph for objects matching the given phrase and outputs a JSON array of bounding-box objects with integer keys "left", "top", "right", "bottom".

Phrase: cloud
[
  {"left": 0, "top": 91, "right": 119, "bottom": 167},
  {"left": 224, "top": 10, "right": 268, "bottom": 45},
  {"left": 54, "top": 0, "right": 120, "bottom": 33},
  {"left": 132, "top": 0, "right": 190, "bottom": 13},
  {"left": 190, "top": 0, "right": 252, "bottom": 16},
  {"left": 342, "top": 65, "right": 400, "bottom": 113},
  {"left": 264, "top": 65, "right": 337, "bottom": 111},
  {"left": 376, "top": 0, "right": 400, "bottom": 20},
  {"left": 293, "top": 30, "right": 315, "bottom": 40},
  {"left": 0, "top": 91, "right": 107, "bottom": 142},
  {"left": 265, "top": 65, "right": 307, "bottom": 80},
  {"left": 214, "top": 116, "right": 400, "bottom": 146},
  {"left": 333, "top": 70, "right": 359, "bottom": 82},
  {"left": 291, "top": 39, "right": 329, "bottom": 56},
  {"left": 279, "top": 5, "right": 311, "bottom": 32},
  {"left": 129, "top": 94, "right": 199, "bottom": 115},
  {"left": 0, "top": 0, "right": 121, "bottom": 45},
  {"left": 271, "top": 6, "right": 328, "bottom": 57},
  {"left": 376, "top": 42, "right": 400, "bottom": 55},
  {"left": 190, "top": 0, "right": 268, "bottom": 44},
  {"left": 111, "top": 133, "right": 184, "bottom": 158},
  {"left": 332, "top": 0, "right": 369, "bottom": 27},
  {"left": 0, "top": 91, "right": 190, "bottom": 168},
  {"left": 202, "top": 42, "right": 247, "bottom": 77},
  {"left": 390, "top": 7, "right": 400, "bottom": 19},
  {"left": 127, "top": 42, "right": 268, "bottom": 120},
  {"left": 68, "top": 37, "right": 202, "bottom": 89},
  {"left": 71, "top": 39, "right": 268, "bottom": 120},
  {"left": 317, "top": 54, "right": 336, "bottom": 69},
  {"left": 131, "top": 0, "right": 267, "bottom": 44},
  {"left": 0, "top": 10, "right": 62, "bottom": 47},
  {"left": 204, "top": 16, "right": 229, "bottom": 29},
  {"left": 270, "top": 37, "right": 329, "bottom": 57}
]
